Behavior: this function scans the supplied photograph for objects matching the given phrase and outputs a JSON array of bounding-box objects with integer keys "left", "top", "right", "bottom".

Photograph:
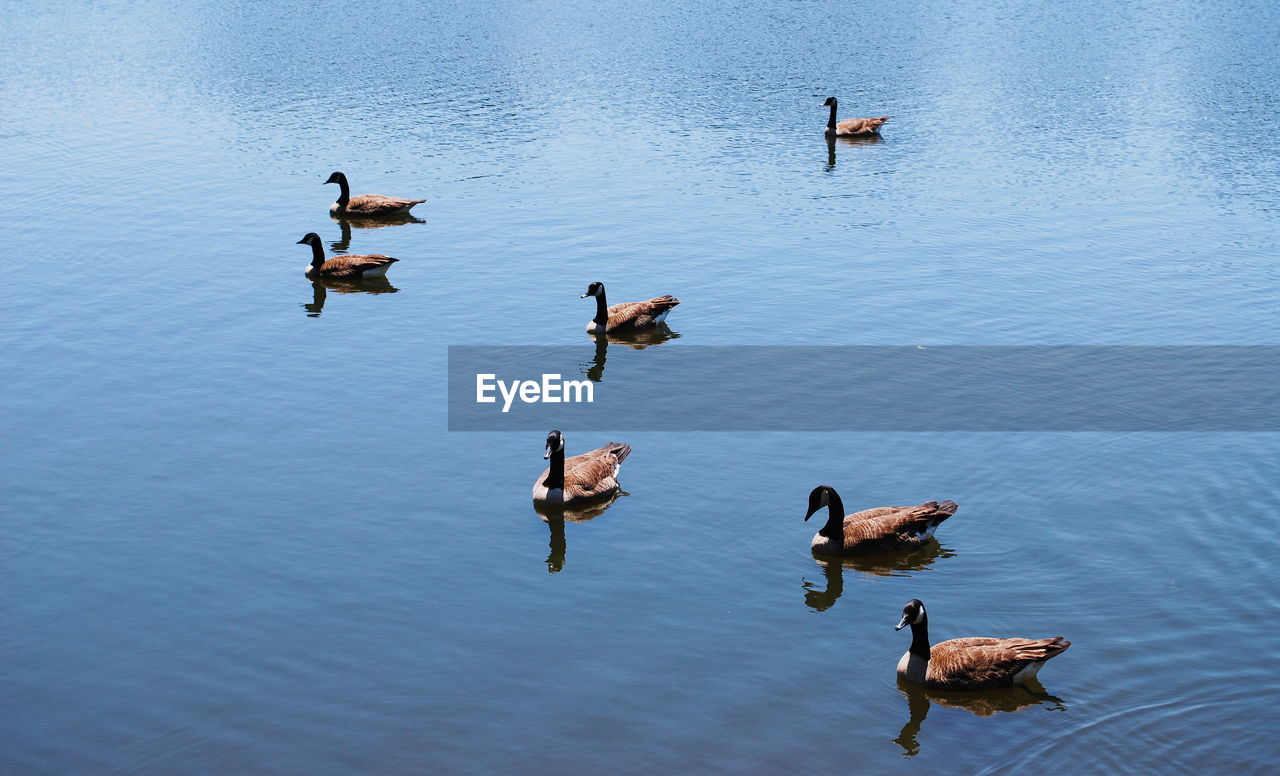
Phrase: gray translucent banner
[{"left": 448, "top": 346, "right": 1279, "bottom": 431}]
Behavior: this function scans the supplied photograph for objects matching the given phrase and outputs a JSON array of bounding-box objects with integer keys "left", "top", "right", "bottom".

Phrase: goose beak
[
  {"left": 580, "top": 293, "right": 589, "bottom": 298},
  {"left": 296, "top": 237, "right": 307, "bottom": 244},
  {"left": 544, "top": 446, "right": 553, "bottom": 459},
  {"left": 895, "top": 614, "right": 911, "bottom": 631},
  {"left": 804, "top": 505, "right": 819, "bottom": 521}
]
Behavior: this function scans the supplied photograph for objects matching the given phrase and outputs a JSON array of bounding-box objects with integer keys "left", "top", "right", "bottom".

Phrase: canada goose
[
  {"left": 895, "top": 599, "right": 1071, "bottom": 690},
  {"left": 532, "top": 430, "right": 631, "bottom": 507},
  {"left": 324, "top": 171, "right": 426, "bottom": 217},
  {"left": 804, "top": 485, "right": 958, "bottom": 555},
  {"left": 581, "top": 282, "right": 680, "bottom": 334},
  {"left": 822, "top": 97, "right": 889, "bottom": 137},
  {"left": 296, "top": 233, "right": 398, "bottom": 279}
]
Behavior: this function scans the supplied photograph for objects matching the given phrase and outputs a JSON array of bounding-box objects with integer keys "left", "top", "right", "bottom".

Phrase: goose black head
[
  {"left": 324, "top": 171, "right": 346, "bottom": 185},
  {"left": 296, "top": 233, "right": 321, "bottom": 246},
  {"left": 544, "top": 429, "right": 564, "bottom": 459},
  {"left": 896, "top": 599, "right": 926, "bottom": 630},
  {"left": 804, "top": 485, "right": 837, "bottom": 521},
  {"left": 581, "top": 282, "right": 604, "bottom": 299},
  {"left": 822, "top": 97, "right": 837, "bottom": 107}
]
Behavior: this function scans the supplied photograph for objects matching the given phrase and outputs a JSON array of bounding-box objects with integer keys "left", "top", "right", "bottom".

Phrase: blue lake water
[{"left": 2, "top": 1, "right": 1278, "bottom": 773}]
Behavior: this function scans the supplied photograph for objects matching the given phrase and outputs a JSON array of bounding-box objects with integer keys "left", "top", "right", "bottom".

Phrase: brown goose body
[
  {"left": 895, "top": 600, "right": 1071, "bottom": 691},
  {"left": 822, "top": 97, "right": 889, "bottom": 137},
  {"left": 325, "top": 171, "right": 426, "bottom": 217},
  {"left": 533, "top": 430, "right": 631, "bottom": 507},
  {"left": 805, "top": 486, "right": 958, "bottom": 556},
  {"left": 310, "top": 254, "right": 398, "bottom": 279},
  {"left": 581, "top": 282, "right": 680, "bottom": 334},
  {"left": 833, "top": 117, "right": 890, "bottom": 136},
  {"left": 296, "top": 233, "right": 398, "bottom": 280}
]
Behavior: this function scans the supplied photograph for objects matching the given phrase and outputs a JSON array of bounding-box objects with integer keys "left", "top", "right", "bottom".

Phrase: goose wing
[
  {"left": 343, "top": 194, "right": 427, "bottom": 216},
  {"left": 835, "top": 116, "right": 890, "bottom": 135},
  {"left": 927, "top": 637, "right": 1071, "bottom": 690},
  {"left": 317, "top": 254, "right": 398, "bottom": 279},
  {"left": 606, "top": 296, "right": 681, "bottom": 329},
  {"left": 562, "top": 442, "right": 631, "bottom": 501},
  {"left": 842, "top": 500, "right": 958, "bottom": 551}
]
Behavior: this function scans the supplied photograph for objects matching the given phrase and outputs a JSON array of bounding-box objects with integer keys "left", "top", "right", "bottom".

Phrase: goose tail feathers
[
  {"left": 604, "top": 442, "right": 632, "bottom": 463},
  {"left": 1041, "top": 636, "right": 1071, "bottom": 658},
  {"left": 920, "top": 499, "right": 959, "bottom": 524}
]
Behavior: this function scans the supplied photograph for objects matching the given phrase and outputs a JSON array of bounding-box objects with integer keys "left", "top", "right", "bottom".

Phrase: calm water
[{"left": 3, "top": 0, "right": 1279, "bottom": 773}]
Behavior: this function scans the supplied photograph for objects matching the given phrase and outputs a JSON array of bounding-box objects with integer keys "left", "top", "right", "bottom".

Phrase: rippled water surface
[{"left": 3, "top": 1, "right": 1278, "bottom": 773}]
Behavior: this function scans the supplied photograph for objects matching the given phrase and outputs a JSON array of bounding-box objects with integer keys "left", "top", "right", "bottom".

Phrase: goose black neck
[
  {"left": 593, "top": 291, "right": 609, "bottom": 326},
  {"left": 909, "top": 615, "right": 931, "bottom": 660},
  {"left": 827, "top": 100, "right": 838, "bottom": 130},
  {"left": 820, "top": 489, "right": 846, "bottom": 539},
  {"left": 306, "top": 241, "right": 326, "bottom": 267},
  {"left": 544, "top": 448, "right": 565, "bottom": 490},
  {"left": 335, "top": 175, "right": 350, "bottom": 207}
]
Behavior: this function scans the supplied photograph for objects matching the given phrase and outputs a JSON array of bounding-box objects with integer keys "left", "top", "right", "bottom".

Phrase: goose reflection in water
[
  {"left": 801, "top": 542, "right": 955, "bottom": 612},
  {"left": 893, "top": 680, "right": 1067, "bottom": 758},
  {"left": 302, "top": 278, "right": 399, "bottom": 318},
  {"left": 580, "top": 327, "right": 681, "bottom": 382},
  {"left": 329, "top": 213, "right": 426, "bottom": 252},
  {"left": 533, "top": 494, "right": 624, "bottom": 574},
  {"left": 824, "top": 133, "right": 885, "bottom": 171}
]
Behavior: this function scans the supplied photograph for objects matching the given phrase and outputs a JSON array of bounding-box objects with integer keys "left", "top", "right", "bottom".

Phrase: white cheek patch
[{"left": 914, "top": 607, "right": 926, "bottom": 624}]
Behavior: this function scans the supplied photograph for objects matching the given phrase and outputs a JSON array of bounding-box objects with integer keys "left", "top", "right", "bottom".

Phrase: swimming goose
[
  {"left": 296, "top": 233, "right": 398, "bottom": 279},
  {"left": 895, "top": 599, "right": 1071, "bottom": 690},
  {"left": 581, "top": 282, "right": 680, "bottom": 334},
  {"left": 804, "top": 485, "right": 958, "bottom": 555},
  {"left": 325, "top": 171, "right": 426, "bottom": 217},
  {"left": 532, "top": 430, "right": 631, "bottom": 507},
  {"left": 822, "top": 97, "right": 889, "bottom": 137}
]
